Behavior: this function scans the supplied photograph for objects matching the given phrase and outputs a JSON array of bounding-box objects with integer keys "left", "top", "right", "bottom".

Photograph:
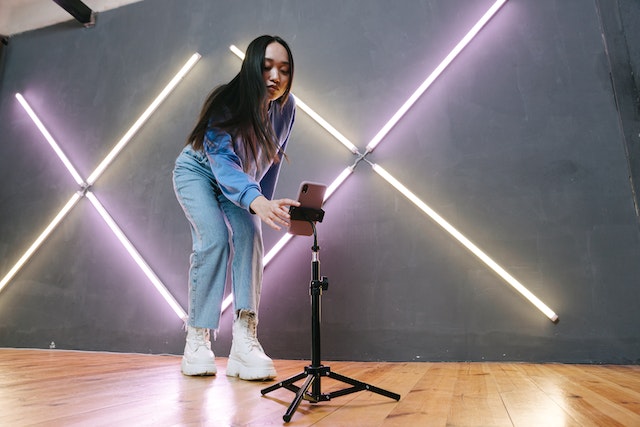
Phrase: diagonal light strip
[
  {"left": 324, "top": 166, "right": 355, "bottom": 201},
  {"left": 371, "top": 163, "right": 558, "bottom": 322},
  {"left": 229, "top": 45, "right": 360, "bottom": 154},
  {"left": 365, "top": 0, "right": 508, "bottom": 153},
  {"left": 3, "top": 54, "right": 200, "bottom": 321},
  {"left": 87, "top": 53, "right": 201, "bottom": 185},
  {"left": 86, "top": 192, "right": 186, "bottom": 319},
  {"left": 351, "top": 0, "right": 559, "bottom": 322},
  {"left": 15, "top": 94, "right": 85, "bottom": 185},
  {"left": 0, "top": 193, "right": 82, "bottom": 293},
  {"left": 292, "top": 95, "right": 360, "bottom": 154}
]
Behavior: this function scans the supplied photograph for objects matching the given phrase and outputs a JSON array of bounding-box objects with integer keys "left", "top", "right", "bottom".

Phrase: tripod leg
[
  {"left": 327, "top": 371, "right": 401, "bottom": 401},
  {"left": 261, "top": 371, "right": 307, "bottom": 395},
  {"left": 283, "top": 374, "right": 315, "bottom": 423}
]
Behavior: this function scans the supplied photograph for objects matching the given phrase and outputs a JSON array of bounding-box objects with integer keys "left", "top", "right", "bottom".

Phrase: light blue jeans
[{"left": 173, "top": 145, "right": 263, "bottom": 330}]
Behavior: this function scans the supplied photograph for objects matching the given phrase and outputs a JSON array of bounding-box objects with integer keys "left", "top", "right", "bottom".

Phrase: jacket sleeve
[{"left": 202, "top": 127, "right": 262, "bottom": 210}]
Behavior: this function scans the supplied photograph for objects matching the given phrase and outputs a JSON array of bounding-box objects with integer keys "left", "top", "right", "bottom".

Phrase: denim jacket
[{"left": 202, "top": 94, "right": 296, "bottom": 210}]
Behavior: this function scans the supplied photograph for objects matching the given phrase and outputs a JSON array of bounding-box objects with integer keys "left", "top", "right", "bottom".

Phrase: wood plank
[
  {"left": 527, "top": 363, "right": 640, "bottom": 427},
  {"left": 381, "top": 362, "right": 456, "bottom": 426},
  {"left": 490, "top": 363, "right": 580, "bottom": 427},
  {"left": 1, "top": 349, "right": 640, "bottom": 426},
  {"left": 446, "top": 362, "right": 512, "bottom": 426}
]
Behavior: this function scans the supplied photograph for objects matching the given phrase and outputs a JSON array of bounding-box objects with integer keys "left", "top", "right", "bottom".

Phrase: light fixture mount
[{"left": 52, "top": 0, "right": 96, "bottom": 28}]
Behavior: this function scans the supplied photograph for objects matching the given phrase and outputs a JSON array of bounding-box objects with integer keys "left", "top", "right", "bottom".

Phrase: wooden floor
[{"left": 1, "top": 349, "right": 639, "bottom": 426}]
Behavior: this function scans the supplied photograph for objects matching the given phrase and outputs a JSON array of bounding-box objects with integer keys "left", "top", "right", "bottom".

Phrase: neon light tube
[
  {"left": 15, "top": 94, "right": 85, "bottom": 186},
  {"left": 85, "top": 192, "right": 187, "bottom": 319},
  {"left": 221, "top": 295, "right": 234, "bottom": 313},
  {"left": 292, "top": 95, "right": 360, "bottom": 154},
  {"left": 229, "top": 45, "right": 359, "bottom": 154},
  {"left": 229, "top": 44, "right": 245, "bottom": 59},
  {"left": 324, "top": 166, "right": 354, "bottom": 201},
  {"left": 371, "top": 163, "right": 558, "bottom": 322},
  {"left": 0, "top": 193, "right": 82, "bottom": 293},
  {"left": 365, "top": 0, "right": 508, "bottom": 153},
  {"left": 264, "top": 233, "right": 295, "bottom": 267},
  {"left": 86, "top": 53, "right": 201, "bottom": 185}
]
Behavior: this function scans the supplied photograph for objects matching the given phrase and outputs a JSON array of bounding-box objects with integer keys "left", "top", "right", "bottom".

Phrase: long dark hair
[{"left": 187, "top": 35, "right": 294, "bottom": 170}]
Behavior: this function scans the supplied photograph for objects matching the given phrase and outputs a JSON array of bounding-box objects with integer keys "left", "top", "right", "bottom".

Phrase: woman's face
[{"left": 263, "top": 42, "right": 291, "bottom": 101}]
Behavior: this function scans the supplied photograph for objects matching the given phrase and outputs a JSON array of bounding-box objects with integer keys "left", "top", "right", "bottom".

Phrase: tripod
[{"left": 261, "top": 212, "right": 400, "bottom": 422}]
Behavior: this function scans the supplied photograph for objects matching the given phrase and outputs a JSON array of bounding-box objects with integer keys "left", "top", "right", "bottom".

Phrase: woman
[{"left": 173, "top": 35, "right": 299, "bottom": 380}]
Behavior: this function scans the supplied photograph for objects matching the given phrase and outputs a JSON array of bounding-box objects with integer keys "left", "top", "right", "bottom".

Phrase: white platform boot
[
  {"left": 181, "top": 326, "right": 217, "bottom": 376},
  {"left": 226, "top": 311, "right": 277, "bottom": 380}
]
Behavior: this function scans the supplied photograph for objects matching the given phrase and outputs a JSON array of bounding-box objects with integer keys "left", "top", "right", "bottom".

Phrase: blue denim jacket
[{"left": 202, "top": 94, "right": 296, "bottom": 210}]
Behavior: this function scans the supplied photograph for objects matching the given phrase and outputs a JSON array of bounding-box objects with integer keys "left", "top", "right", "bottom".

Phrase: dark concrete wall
[{"left": 0, "top": 0, "right": 639, "bottom": 363}]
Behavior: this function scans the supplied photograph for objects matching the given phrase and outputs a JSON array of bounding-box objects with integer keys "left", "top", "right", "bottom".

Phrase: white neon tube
[
  {"left": 85, "top": 192, "right": 187, "bottom": 319},
  {"left": 15, "top": 94, "right": 85, "bottom": 186},
  {"left": 229, "top": 45, "right": 359, "bottom": 154},
  {"left": 86, "top": 53, "right": 201, "bottom": 185},
  {"left": 264, "top": 233, "right": 295, "bottom": 267},
  {"left": 292, "top": 95, "right": 360, "bottom": 154},
  {"left": 324, "top": 166, "right": 354, "bottom": 201},
  {"left": 229, "top": 44, "right": 245, "bottom": 60},
  {"left": 0, "top": 193, "right": 82, "bottom": 293},
  {"left": 372, "top": 163, "right": 558, "bottom": 322},
  {"left": 221, "top": 295, "right": 234, "bottom": 313},
  {"left": 365, "top": 0, "right": 508, "bottom": 153}
]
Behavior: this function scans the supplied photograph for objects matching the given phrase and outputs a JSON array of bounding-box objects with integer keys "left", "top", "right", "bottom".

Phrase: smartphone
[{"left": 288, "top": 182, "right": 327, "bottom": 236}]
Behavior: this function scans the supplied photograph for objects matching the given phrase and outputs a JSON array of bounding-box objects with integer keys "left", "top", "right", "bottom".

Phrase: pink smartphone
[{"left": 288, "top": 182, "right": 326, "bottom": 236}]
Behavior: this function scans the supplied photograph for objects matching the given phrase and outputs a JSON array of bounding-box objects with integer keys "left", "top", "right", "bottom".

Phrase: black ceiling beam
[{"left": 52, "top": 0, "right": 96, "bottom": 28}]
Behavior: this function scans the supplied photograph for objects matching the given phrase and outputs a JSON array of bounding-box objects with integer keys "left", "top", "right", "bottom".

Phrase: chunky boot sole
[
  {"left": 181, "top": 357, "right": 217, "bottom": 376},
  {"left": 226, "top": 357, "right": 276, "bottom": 380}
]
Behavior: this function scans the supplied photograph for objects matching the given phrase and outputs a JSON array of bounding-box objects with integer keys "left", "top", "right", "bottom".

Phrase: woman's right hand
[{"left": 250, "top": 196, "right": 300, "bottom": 230}]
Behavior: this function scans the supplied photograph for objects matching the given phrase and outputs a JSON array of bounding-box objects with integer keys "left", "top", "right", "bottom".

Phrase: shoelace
[
  {"left": 240, "top": 316, "right": 264, "bottom": 351},
  {"left": 189, "top": 328, "right": 210, "bottom": 349}
]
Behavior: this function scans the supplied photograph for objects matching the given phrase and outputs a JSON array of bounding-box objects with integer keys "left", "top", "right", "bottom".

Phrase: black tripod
[{"left": 261, "top": 210, "right": 400, "bottom": 422}]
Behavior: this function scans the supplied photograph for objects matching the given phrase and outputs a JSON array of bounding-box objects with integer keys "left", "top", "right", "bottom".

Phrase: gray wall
[{"left": 1, "top": 0, "right": 639, "bottom": 364}]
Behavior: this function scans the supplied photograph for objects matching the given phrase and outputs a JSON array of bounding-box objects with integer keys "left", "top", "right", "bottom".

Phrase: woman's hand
[{"left": 250, "top": 195, "right": 300, "bottom": 230}]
